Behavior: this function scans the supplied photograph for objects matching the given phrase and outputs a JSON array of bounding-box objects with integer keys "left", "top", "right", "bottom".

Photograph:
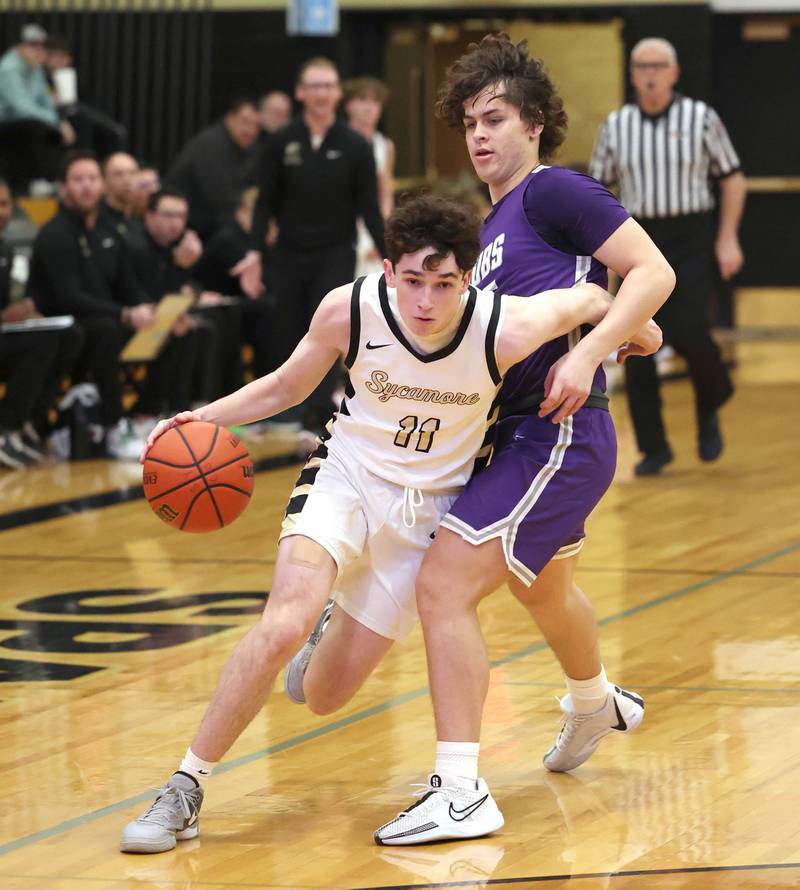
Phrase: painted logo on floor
[{"left": 0, "top": 588, "right": 267, "bottom": 682}]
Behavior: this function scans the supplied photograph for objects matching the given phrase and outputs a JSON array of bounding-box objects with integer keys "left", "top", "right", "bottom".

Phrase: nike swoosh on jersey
[
  {"left": 366, "top": 341, "right": 392, "bottom": 350},
  {"left": 448, "top": 794, "right": 488, "bottom": 822}
]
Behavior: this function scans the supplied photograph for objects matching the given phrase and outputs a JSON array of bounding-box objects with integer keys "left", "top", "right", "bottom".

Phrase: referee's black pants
[
  {"left": 625, "top": 214, "right": 733, "bottom": 456},
  {"left": 268, "top": 242, "right": 356, "bottom": 431}
]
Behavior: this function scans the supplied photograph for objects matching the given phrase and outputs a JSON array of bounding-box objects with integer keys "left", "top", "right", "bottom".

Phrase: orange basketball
[{"left": 142, "top": 421, "right": 254, "bottom": 533}]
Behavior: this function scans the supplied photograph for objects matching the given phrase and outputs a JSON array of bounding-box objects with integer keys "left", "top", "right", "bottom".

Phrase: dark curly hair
[
  {"left": 435, "top": 33, "right": 568, "bottom": 162},
  {"left": 385, "top": 193, "right": 482, "bottom": 272}
]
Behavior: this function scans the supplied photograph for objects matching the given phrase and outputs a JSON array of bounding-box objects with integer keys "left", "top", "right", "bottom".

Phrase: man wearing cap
[{"left": 0, "top": 23, "right": 75, "bottom": 192}]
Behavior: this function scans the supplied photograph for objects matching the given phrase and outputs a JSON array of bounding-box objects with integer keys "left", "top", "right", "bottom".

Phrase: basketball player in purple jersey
[{"left": 374, "top": 35, "right": 675, "bottom": 845}]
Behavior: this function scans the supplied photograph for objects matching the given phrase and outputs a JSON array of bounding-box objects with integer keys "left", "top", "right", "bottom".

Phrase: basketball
[{"left": 142, "top": 421, "right": 255, "bottom": 533}]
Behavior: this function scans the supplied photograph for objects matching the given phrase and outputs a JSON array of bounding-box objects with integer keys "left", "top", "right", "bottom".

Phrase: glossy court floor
[{"left": 0, "top": 290, "right": 798, "bottom": 889}]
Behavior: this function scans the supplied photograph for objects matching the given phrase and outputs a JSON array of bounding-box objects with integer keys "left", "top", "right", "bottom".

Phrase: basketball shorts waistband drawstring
[{"left": 402, "top": 487, "right": 424, "bottom": 528}]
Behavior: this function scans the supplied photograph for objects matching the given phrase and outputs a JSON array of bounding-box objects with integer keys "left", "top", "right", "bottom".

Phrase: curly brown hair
[
  {"left": 385, "top": 193, "right": 481, "bottom": 272},
  {"left": 435, "top": 33, "right": 568, "bottom": 162}
]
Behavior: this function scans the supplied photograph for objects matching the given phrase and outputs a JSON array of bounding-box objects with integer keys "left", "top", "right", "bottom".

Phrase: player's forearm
[
  {"left": 536, "top": 285, "right": 611, "bottom": 338},
  {"left": 195, "top": 372, "right": 297, "bottom": 428},
  {"left": 572, "top": 262, "right": 674, "bottom": 364}
]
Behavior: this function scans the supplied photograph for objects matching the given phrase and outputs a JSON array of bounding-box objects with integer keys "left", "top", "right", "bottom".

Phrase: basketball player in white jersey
[
  {"left": 344, "top": 77, "right": 396, "bottom": 277},
  {"left": 121, "top": 194, "right": 656, "bottom": 853}
]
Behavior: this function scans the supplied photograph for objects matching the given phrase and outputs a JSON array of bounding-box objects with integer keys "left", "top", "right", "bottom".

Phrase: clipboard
[
  {"left": 1, "top": 314, "right": 75, "bottom": 333},
  {"left": 119, "top": 293, "right": 194, "bottom": 362}
]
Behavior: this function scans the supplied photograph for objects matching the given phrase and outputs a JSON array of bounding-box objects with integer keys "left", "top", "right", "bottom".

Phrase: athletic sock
[
  {"left": 565, "top": 666, "right": 610, "bottom": 715},
  {"left": 178, "top": 747, "right": 218, "bottom": 786},
  {"left": 434, "top": 741, "right": 480, "bottom": 783}
]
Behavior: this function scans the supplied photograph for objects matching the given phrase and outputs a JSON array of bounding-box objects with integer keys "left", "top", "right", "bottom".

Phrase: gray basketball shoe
[
  {"left": 284, "top": 599, "right": 334, "bottom": 704},
  {"left": 120, "top": 772, "right": 204, "bottom": 853},
  {"left": 543, "top": 685, "right": 645, "bottom": 773}
]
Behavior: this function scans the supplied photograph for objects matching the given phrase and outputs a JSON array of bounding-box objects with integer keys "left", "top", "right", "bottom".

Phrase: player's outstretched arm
[
  {"left": 495, "top": 284, "right": 613, "bottom": 375},
  {"left": 140, "top": 286, "right": 351, "bottom": 462}
]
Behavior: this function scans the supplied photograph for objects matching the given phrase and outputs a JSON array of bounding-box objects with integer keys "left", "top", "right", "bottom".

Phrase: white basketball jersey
[
  {"left": 372, "top": 131, "right": 389, "bottom": 175},
  {"left": 326, "top": 272, "right": 505, "bottom": 492}
]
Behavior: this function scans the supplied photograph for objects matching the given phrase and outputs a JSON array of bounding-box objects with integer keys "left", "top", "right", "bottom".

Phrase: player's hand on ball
[{"left": 140, "top": 411, "right": 205, "bottom": 463}]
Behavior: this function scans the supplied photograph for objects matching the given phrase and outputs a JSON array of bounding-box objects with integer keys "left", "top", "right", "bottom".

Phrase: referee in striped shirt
[{"left": 590, "top": 37, "right": 746, "bottom": 475}]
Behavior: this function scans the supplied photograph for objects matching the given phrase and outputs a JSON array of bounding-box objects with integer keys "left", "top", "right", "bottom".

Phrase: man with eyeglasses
[
  {"left": 127, "top": 188, "right": 243, "bottom": 410},
  {"left": 590, "top": 37, "right": 745, "bottom": 475},
  {"left": 241, "top": 57, "right": 386, "bottom": 434}
]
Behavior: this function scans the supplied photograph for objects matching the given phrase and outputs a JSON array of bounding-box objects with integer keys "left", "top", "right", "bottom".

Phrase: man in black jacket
[
  {"left": 99, "top": 151, "right": 139, "bottom": 237},
  {"left": 28, "top": 150, "right": 154, "bottom": 459},
  {"left": 166, "top": 98, "right": 261, "bottom": 241},
  {"left": 127, "top": 188, "right": 240, "bottom": 405},
  {"left": 0, "top": 177, "right": 83, "bottom": 467},
  {"left": 193, "top": 187, "right": 273, "bottom": 380},
  {"left": 244, "top": 57, "right": 386, "bottom": 431}
]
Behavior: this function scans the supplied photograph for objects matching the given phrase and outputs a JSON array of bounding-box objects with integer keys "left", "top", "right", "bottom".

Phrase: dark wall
[
  {"left": 0, "top": 8, "right": 214, "bottom": 172},
  {"left": 712, "top": 15, "right": 800, "bottom": 286}
]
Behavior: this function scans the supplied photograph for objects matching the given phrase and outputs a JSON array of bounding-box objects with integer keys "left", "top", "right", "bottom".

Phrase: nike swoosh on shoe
[
  {"left": 448, "top": 794, "right": 488, "bottom": 822},
  {"left": 611, "top": 699, "right": 628, "bottom": 731}
]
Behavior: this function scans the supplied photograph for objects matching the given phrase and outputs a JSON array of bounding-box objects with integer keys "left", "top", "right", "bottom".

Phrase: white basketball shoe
[
  {"left": 543, "top": 684, "right": 645, "bottom": 773},
  {"left": 374, "top": 773, "right": 504, "bottom": 846}
]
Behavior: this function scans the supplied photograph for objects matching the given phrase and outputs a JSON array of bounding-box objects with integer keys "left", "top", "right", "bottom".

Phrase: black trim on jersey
[
  {"left": 377, "top": 275, "right": 478, "bottom": 363},
  {"left": 484, "top": 291, "right": 503, "bottom": 385},
  {"left": 344, "top": 277, "right": 365, "bottom": 369},
  {"left": 310, "top": 441, "right": 328, "bottom": 460},
  {"left": 284, "top": 493, "right": 308, "bottom": 516},
  {"left": 295, "top": 465, "right": 320, "bottom": 488}
]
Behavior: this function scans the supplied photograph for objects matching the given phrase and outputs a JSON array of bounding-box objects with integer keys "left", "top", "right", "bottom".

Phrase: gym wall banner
[{"left": 287, "top": 0, "right": 339, "bottom": 36}]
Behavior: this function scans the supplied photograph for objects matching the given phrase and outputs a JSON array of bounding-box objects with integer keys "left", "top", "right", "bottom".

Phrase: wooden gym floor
[{"left": 0, "top": 290, "right": 798, "bottom": 889}]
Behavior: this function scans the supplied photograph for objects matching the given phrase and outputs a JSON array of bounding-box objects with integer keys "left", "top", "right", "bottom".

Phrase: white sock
[
  {"left": 565, "top": 666, "right": 611, "bottom": 715},
  {"left": 434, "top": 741, "right": 480, "bottom": 783},
  {"left": 178, "top": 747, "right": 218, "bottom": 786}
]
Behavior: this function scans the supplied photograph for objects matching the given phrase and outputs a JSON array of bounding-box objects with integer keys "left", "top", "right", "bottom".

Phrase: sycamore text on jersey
[{"left": 365, "top": 370, "right": 481, "bottom": 406}]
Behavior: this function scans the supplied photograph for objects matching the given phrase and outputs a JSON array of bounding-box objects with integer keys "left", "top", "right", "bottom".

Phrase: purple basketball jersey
[
  {"left": 444, "top": 166, "right": 629, "bottom": 582},
  {"left": 471, "top": 165, "right": 629, "bottom": 403}
]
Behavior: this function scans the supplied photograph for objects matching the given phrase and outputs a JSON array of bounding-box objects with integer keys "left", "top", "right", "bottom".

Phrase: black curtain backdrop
[{"left": 0, "top": 3, "right": 214, "bottom": 174}]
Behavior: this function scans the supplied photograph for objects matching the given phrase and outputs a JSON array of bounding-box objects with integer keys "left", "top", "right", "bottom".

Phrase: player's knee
[
  {"left": 415, "top": 564, "right": 451, "bottom": 620},
  {"left": 305, "top": 687, "right": 347, "bottom": 716},
  {"left": 255, "top": 612, "right": 310, "bottom": 664}
]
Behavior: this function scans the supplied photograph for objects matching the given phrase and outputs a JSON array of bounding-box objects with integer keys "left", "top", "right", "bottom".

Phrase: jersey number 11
[{"left": 394, "top": 416, "right": 441, "bottom": 453}]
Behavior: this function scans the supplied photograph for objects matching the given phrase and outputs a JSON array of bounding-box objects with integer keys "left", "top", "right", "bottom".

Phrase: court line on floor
[
  {"left": 0, "top": 452, "right": 299, "bottom": 533},
  {"left": 503, "top": 680, "right": 800, "bottom": 695},
  {"left": 1, "top": 861, "right": 799, "bottom": 888},
  {"left": 360, "top": 861, "right": 800, "bottom": 889},
  {"left": 579, "top": 565, "right": 800, "bottom": 579},
  {"left": 1, "top": 539, "right": 798, "bottom": 858},
  {"left": 0, "top": 552, "right": 276, "bottom": 566}
]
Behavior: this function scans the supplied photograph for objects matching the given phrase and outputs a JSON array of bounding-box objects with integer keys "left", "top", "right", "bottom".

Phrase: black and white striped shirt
[{"left": 589, "top": 94, "right": 740, "bottom": 220}]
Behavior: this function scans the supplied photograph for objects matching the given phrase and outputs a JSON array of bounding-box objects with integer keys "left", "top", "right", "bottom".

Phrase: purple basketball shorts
[{"left": 441, "top": 407, "right": 617, "bottom": 585}]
